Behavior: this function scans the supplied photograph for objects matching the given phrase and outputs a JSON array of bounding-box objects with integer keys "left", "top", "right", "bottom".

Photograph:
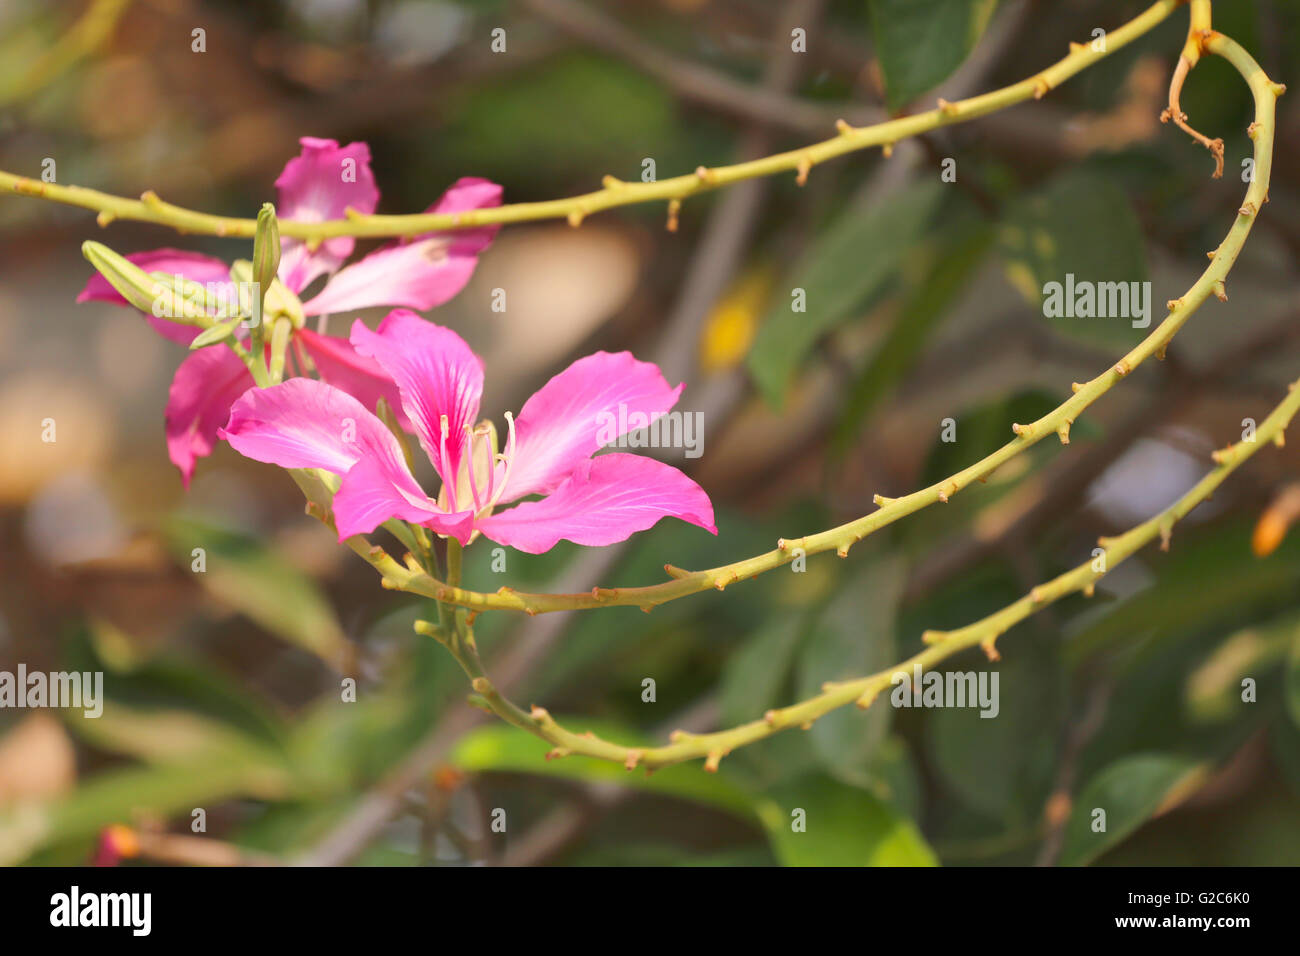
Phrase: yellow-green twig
[{"left": 1, "top": 1, "right": 1183, "bottom": 239}]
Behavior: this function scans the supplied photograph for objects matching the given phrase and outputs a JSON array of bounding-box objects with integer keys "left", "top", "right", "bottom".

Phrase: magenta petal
[
  {"left": 77, "top": 248, "right": 233, "bottom": 345},
  {"left": 333, "top": 457, "right": 475, "bottom": 543},
  {"left": 477, "top": 453, "right": 717, "bottom": 554},
  {"left": 165, "top": 346, "right": 255, "bottom": 486},
  {"left": 499, "top": 351, "right": 684, "bottom": 503},
  {"left": 218, "top": 378, "right": 468, "bottom": 543},
  {"left": 295, "top": 327, "right": 413, "bottom": 432},
  {"left": 301, "top": 177, "right": 502, "bottom": 316},
  {"left": 219, "top": 377, "right": 401, "bottom": 474},
  {"left": 349, "top": 311, "right": 483, "bottom": 487},
  {"left": 275, "top": 137, "right": 380, "bottom": 292}
]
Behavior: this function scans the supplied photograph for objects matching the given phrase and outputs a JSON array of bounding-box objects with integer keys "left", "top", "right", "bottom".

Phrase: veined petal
[
  {"left": 301, "top": 177, "right": 502, "bottom": 316},
  {"left": 275, "top": 137, "right": 380, "bottom": 292},
  {"left": 348, "top": 311, "right": 483, "bottom": 489},
  {"left": 218, "top": 378, "right": 470, "bottom": 543},
  {"left": 77, "top": 248, "right": 233, "bottom": 345},
  {"left": 165, "top": 346, "right": 255, "bottom": 486},
  {"left": 477, "top": 453, "right": 717, "bottom": 554},
  {"left": 499, "top": 351, "right": 684, "bottom": 503},
  {"left": 333, "top": 457, "right": 475, "bottom": 543},
  {"left": 218, "top": 377, "right": 399, "bottom": 474},
  {"left": 295, "top": 327, "right": 413, "bottom": 432}
]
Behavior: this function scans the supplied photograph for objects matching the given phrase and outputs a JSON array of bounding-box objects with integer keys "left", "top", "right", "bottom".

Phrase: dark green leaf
[
  {"left": 748, "top": 180, "right": 945, "bottom": 406},
  {"left": 998, "top": 168, "right": 1149, "bottom": 350},
  {"left": 1059, "top": 754, "right": 1206, "bottom": 866},
  {"left": 868, "top": 0, "right": 998, "bottom": 111}
]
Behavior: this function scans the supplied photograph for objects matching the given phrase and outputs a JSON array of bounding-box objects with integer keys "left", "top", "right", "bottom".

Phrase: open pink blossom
[
  {"left": 76, "top": 137, "right": 502, "bottom": 484},
  {"left": 219, "top": 310, "right": 717, "bottom": 553}
]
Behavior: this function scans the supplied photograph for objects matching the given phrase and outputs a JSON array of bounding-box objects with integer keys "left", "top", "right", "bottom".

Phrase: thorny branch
[
  {"left": 361, "top": 24, "right": 1288, "bottom": 773},
  {"left": 2, "top": 1, "right": 1183, "bottom": 238}
]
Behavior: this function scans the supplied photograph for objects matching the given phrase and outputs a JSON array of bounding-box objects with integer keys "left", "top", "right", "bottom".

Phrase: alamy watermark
[
  {"left": 596, "top": 404, "right": 704, "bottom": 458},
  {"left": 0, "top": 665, "right": 103, "bottom": 718},
  {"left": 889, "top": 663, "right": 999, "bottom": 718},
  {"left": 1042, "top": 273, "right": 1152, "bottom": 328}
]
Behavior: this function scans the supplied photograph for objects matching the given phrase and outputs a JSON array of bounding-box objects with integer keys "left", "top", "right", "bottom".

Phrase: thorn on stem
[
  {"left": 704, "top": 750, "right": 723, "bottom": 773},
  {"left": 1057, "top": 422, "right": 1071, "bottom": 445},
  {"left": 624, "top": 749, "right": 643, "bottom": 771},
  {"left": 981, "top": 638, "right": 1001, "bottom": 662},
  {"left": 795, "top": 156, "right": 812, "bottom": 186},
  {"left": 835, "top": 118, "right": 853, "bottom": 135},
  {"left": 1213, "top": 279, "right": 1228, "bottom": 302}
]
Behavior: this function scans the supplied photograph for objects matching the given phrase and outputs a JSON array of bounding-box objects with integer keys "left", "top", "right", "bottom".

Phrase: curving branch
[
  {"left": 0, "top": 1, "right": 1183, "bottom": 239},
  {"left": 405, "top": 28, "right": 1288, "bottom": 773}
]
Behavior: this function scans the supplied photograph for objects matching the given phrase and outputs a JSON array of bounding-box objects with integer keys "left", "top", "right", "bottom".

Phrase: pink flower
[
  {"left": 77, "top": 137, "right": 502, "bottom": 485},
  {"left": 219, "top": 310, "right": 717, "bottom": 553}
]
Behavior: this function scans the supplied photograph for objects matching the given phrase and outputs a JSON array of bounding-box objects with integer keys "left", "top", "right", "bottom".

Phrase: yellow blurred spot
[
  {"left": 699, "top": 267, "right": 773, "bottom": 374},
  {"left": 1003, "top": 261, "right": 1040, "bottom": 306}
]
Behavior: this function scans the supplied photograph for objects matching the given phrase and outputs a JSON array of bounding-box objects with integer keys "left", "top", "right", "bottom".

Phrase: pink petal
[
  {"left": 165, "top": 346, "right": 255, "bottom": 486},
  {"left": 295, "top": 327, "right": 413, "bottom": 432},
  {"left": 218, "top": 378, "right": 472, "bottom": 541},
  {"left": 301, "top": 177, "right": 502, "bottom": 316},
  {"left": 477, "top": 453, "right": 717, "bottom": 554},
  {"left": 348, "top": 311, "right": 483, "bottom": 489},
  {"left": 275, "top": 137, "right": 380, "bottom": 292},
  {"left": 77, "top": 248, "right": 233, "bottom": 345},
  {"left": 219, "top": 377, "right": 401, "bottom": 474},
  {"left": 332, "top": 457, "right": 475, "bottom": 543},
  {"left": 499, "top": 351, "right": 684, "bottom": 503}
]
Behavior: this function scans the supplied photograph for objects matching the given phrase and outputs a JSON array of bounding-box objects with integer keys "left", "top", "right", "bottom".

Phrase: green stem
[
  {"left": 0, "top": 1, "right": 1181, "bottom": 240},
  {"left": 411, "top": 28, "right": 1293, "bottom": 774}
]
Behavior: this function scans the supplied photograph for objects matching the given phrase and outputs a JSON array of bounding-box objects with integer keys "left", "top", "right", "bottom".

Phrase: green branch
[
  {"left": 0, "top": 1, "right": 1182, "bottom": 239},
  {"left": 406, "top": 28, "right": 1291, "bottom": 773}
]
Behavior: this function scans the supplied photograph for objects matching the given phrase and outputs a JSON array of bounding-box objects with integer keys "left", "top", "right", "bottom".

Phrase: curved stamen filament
[
  {"left": 485, "top": 411, "right": 517, "bottom": 512},
  {"left": 464, "top": 423, "right": 486, "bottom": 513}
]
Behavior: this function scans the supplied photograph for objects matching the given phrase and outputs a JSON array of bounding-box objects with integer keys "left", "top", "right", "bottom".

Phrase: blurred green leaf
[
  {"left": 1059, "top": 754, "right": 1207, "bottom": 866},
  {"left": 926, "top": 646, "right": 1063, "bottom": 823},
  {"left": 832, "top": 221, "right": 992, "bottom": 456},
  {"left": 998, "top": 168, "right": 1148, "bottom": 350},
  {"left": 796, "top": 559, "right": 902, "bottom": 785},
  {"left": 720, "top": 613, "right": 805, "bottom": 727},
  {"left": 748, "top": 180, "right": 944, "bottom": 406},
  {"left": 164, "top": 516, "right": 350, "bottom": 669},
  {"left": 867, "top": 0, "right": 998, "bottom": 111},
  {"left": 758, "top": 774, "right": 937, "bottom": 866}
]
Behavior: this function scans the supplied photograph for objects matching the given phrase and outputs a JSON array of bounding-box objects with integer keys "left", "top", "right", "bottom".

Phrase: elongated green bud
[
  {"left": 253, "top": 202, "right": 280, "bottom": 294},
  {"left": 82, "top": 241, "right": 164, "bottom": 314}
]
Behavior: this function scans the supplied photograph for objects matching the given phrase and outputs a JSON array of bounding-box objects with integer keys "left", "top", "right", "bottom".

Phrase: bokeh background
[{"left": 1, "top": 0, "right": 1299, "bottom": 866}]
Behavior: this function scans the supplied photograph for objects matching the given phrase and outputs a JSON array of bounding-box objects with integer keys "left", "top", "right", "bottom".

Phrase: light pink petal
[
  {"left": 295, "top": 327, "right": 413, "bottom": 432},
  {"left": 499, "top": 351, "right": 684, "bottom": 503},
  {"left": 275, "top": 137, "right": 380, "bottom": 292},
  {"left": 301, "top": 177, "right": 502, "bottom": 316},
  {"left": 477, "top": 454, "right": 717, "bottom": 554},
  {"left": 348, "top": 311, "right": 483, "bottom": 488},
  {"left": 165, "top": 346, "right": 255, "bottom": 486},
  {"left": 77, "top": 248, "right": 233, "bottom": 345}
]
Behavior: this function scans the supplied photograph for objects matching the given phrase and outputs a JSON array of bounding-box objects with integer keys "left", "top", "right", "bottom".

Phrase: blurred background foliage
[{"left": 1, "top": 0, "right": 1299, "bottom": 867}]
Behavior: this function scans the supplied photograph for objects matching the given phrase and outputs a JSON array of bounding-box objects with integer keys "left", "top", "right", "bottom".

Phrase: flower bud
[
  {"left": 253, "top": 202, "right": 280, "bottom": 294},
  {"left": 81, "top": 241, "right": 165, "bottom": 314}
]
